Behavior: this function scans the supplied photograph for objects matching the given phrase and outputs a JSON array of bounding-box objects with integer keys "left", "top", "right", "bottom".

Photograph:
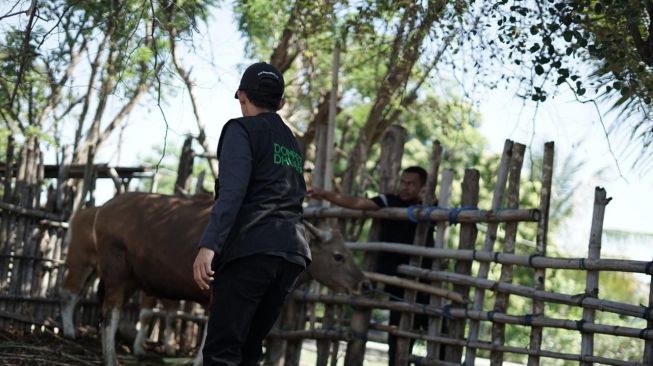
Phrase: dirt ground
[
  {"left": 0, "top": 328, "right": 183, "bottom": 366},
  {"left": 0, "top": 328, "right": 389, "bottom": 366}
]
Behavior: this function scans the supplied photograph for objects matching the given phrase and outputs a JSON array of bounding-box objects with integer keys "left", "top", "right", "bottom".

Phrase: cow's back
[{"left": 94, "top": 192, "right": 213, "bottom": 304}]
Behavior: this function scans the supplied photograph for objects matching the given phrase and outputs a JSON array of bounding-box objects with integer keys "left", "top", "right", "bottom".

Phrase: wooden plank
[
  {"left": 344, "top": 124, "right": 406, "bottom": 366},
  {"left": 528, "top": 141, "right": 554, "bottom": 365},
  {"left": 426, "top": 169, "right": 453, "bottom": 359},
  {"left": 399, "top": 266, "right": 652, "bottom": 319},
  {"left": 645, "top": 275, "right": 653, "bottom": 364},
  {"left": 465, "top": 139, "right": 513, "bottom": 365},
  {"left": 304, "top": 206, "right": 540, "bottom": 223},
  {"left": 490, "top": 142, "right": 525, "bottom": 366},
  {"left": 580, "top": 187, "right": 609, "bottom": 366},
  {"left": 346, "top": 242, "right": 653, "bottom": 274},
  {"left": 293, "top": 292, "right": 653, "bottom": 340},
  {"left": 0, "top": 163, "right": 151, "bottom": 179},
  {"left": 395, "top": 141, "right": 441, "bottom": 365},
  {"left": 0, "top": 202, "right": 65, "bottom": 222},
  {"left": 444, "top": 169, "right": 479, "bottom": 362},
  {"left": 375, "top": 325, "right": 646, "bottom": 366}
]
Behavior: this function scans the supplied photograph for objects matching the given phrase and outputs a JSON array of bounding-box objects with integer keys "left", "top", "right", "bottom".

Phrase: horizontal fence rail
[
  {"left": 346, "top": 241, "right": 653, "bottom": 274},
  {"left": 304, "top": 206, "right": 540, "bottom": 223}
]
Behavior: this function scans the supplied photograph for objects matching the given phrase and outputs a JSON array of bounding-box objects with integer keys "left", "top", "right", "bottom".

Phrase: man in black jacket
[
  {"left": 193, "top": 62, "right": 311, "bottom": 366},
  {"left": 308, "top": 166, "right": 433, "bottom": 366}
]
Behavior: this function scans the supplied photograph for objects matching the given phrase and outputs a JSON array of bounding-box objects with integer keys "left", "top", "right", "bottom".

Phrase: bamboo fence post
[
  {"left": 55, "top": 146, "right": 70, "bottom": 213},
  {"left": 317, "top": 296, "right": 337, "bottom": 366},
  {"left": 1, "top": 136, "right": 15, "bottom": 283},
  {"left": 395, "top": 141, "right": 441, "bottom": 365},
  {"left": 344, "top": 124, "right": 406, "bottom": 365},
  {"left": 399, "top": 265, "right": 653, "bottom": 320},
  {"left": 283, "top": 282, "right": 309, "bottom": 366},
  {"left": 580, "top": 187, "right": 609, "bottom": 366},
  {"left": 490, "top": 142, "right": 525, "bottom": 365},
  {"left": 317, "top": 41, "right": 341, "bottom": 362},
  {"left": 23, "top": 148, "right": 44, "bottom": 297},
  {"left": 646, "top": 279, "right": 653, "bottom": 364},
  {"left": 377, "top": 125, "right": 407, "bottom": 194},
  {"left": 11, "top": 139, "right": 40, "bottom": 331},
  {"left": 74, "top": 146, "right": 95, "bottom": 213},
  {"left": 195, "top": 170, "right": 206, "bottom": 194},
  {"left": 528, "top": 141, "right": 554, "bottom": 366},
  {"left": 0, "top": 135, "right": 15, "bottom": 329},
  {"left": 426, "top": 169, "right": 453, "bottom": 359},
  {"left": 444, "top": 169, "right": 479, "bottom": 362},
  {"left": 329, "top": 305, "right": 344, "bottom": 366},
  {"left": 465, "top": 139, "right": 513, "bottom": 365}
]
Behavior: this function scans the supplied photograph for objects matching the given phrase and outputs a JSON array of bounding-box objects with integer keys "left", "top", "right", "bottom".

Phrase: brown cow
[
  {"left": 83, "top": 192, "right": 367, "bottom": 366},
  {"left": 60, "top": 207, "right": 180, "bottom": 356}
]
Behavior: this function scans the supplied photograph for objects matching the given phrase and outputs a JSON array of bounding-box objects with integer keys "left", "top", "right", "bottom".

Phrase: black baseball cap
[{"left": 234, "top": 62, "right": 285, "bottom": 99}]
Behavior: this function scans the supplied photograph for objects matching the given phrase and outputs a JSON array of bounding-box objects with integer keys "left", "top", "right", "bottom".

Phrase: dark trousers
[
  {"left": 203, "top": 255, "right": 303, "bottom": 366},
  {"left": 386, "top": 285, "right": 429, "bottom": 366}
]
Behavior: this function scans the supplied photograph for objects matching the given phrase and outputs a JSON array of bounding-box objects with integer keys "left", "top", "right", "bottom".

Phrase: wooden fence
[
  {"left": 266, "top": 138, "right": 652, "bottom": 366},
  {"left": 1, "top": 133, "right": 651, "bottom": 366}
]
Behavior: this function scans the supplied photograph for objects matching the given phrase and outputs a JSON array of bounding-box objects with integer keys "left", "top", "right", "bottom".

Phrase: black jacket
[{"left": 198, "top": 112, "right": 311, "bottom": 268}]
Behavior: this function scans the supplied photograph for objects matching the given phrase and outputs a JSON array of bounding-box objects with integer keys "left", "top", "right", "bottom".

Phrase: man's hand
[
  {"left": 307, "top": 187, "right": 327, "bottom": 200},
  {"left": 193, "top": 247, "right": 215, "bottom": 290}
]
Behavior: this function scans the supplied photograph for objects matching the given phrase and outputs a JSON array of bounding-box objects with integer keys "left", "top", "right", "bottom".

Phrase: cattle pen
[{"left": 0, "top": 131, "right": 651, "bottom": 366}]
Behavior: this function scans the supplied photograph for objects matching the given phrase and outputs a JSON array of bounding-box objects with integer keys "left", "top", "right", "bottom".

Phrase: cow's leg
[
  {"left": 191, "top": 320, "right": 208, "bottom": 366},
  {"left": 133, "top": 308, "right": 153, "bottom": 356},
  {"left": 102, "top": 306, "right": 121, "bottom": 366},
  {"left": 97, "top": 235, "right": 135, "bottom": 366},
  {"left": 161, "top": 300, "right": 178, "bottom": 357},
  {"left": 133, "top": 294, "right": 156, "bottom": 357},
  {"left": 61, "top": 265, "right": 95, "bottom": 338}
]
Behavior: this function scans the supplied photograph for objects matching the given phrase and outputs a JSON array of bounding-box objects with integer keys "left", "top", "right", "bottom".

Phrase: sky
[{"left": 88, "top": 4, "right": 652, "bottom": 261}]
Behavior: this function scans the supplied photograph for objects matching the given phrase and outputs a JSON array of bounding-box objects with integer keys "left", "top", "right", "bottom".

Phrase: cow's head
[{"left": 304, "top": 221, "right": 371, "bottom": 294}]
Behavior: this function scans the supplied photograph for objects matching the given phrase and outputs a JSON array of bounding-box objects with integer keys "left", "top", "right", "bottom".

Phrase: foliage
[
  {"left": 474, "top": 0, "right": 653, "bottom": 163},
  {"left": 0, "top": 0, "right": 219, "bottom": 163}
]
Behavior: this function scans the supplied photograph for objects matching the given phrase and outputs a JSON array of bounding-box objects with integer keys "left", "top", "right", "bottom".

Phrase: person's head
[
  {"left": 398, "top": 166, "right": 427, "bottom": 202},
  {"left": 234, "top": 62, "right": 285, "bottom": 116}
]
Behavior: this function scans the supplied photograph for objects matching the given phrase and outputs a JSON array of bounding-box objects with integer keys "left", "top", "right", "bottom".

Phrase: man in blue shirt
[{"left": 193, "top": 62, "right": 311, "bottom": 366}]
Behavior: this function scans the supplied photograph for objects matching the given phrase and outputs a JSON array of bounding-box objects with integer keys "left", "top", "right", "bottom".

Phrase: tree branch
[
  {"left": 167, "top": 24, "right": 219, "bottom": 178},
  {"left": 0, "top": 0, "right": 32, "bottom": 21},
  {"left": 72, "top": 34, "right": 107, "bottom": 162},
  {"left": 6, "top": 0, "right": 38, "bottom": 114}
]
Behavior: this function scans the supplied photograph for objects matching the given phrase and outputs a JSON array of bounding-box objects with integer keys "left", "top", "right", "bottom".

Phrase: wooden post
[
  {"left": 344, "top": 125, "right": 406, "bottom": 365},
  {"left": 0, "top": 136, "right": 15, "bottom": 278},
  {"left": 465, "top": 139, "right": 513, "bottom": 365},
  {"left": 528, "top": 141, "right": 554, "bottom": 366},
  {"left": 646, "top": 278, "right": 653, "bottom": 364},
  {"left": 174, "top": 136, "right": 194, "bottom": 196},
  {"left": 55, "top": 145, "right": 70, "bottom": 213},
  {"left": 74, "top": 146, "right": 95, "bottom": 213},
  {"left": 395, "top": 141, "right": 441, "bottom": 365},
  {"left": 490, "top": 142, "right": 525, "bottom": 366},
  {"left": 316, "top": 35, "right": 341, "bottom": 366},
  {"left": 283, "top": 281, "right": 309, "bottom": 366},
  {"left": 0, "top": 136, "right": 15, "bottom": 329},
  {"left": 443, "top": 169, "right": 479, "bottom": 362},
  {"left": 324, "top": 38, "right": 340, "bottom": 194},
  {"left": 580, "top": 187, "right": 609, "bottom": 366},
  {"left": 426, "top": 169, "right": 453, "bottom": 359},
  {"left": 195, "top": 170, "right": 206, "bottom": 194},
  {"left": 378, "top": 125, "right": 407, "bottom": 194}
]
